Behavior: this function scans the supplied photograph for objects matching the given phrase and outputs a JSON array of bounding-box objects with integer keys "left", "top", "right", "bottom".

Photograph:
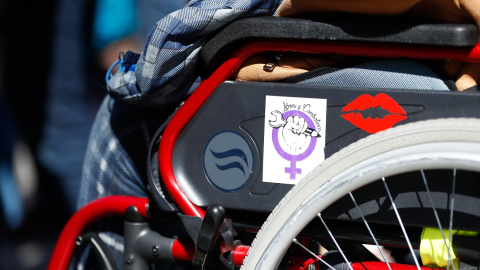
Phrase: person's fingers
[
  {"left": 457, "top": 0, "right": 480, "bottom": 34},
  {"left": 293, "top": 115, "right": 300, "bottom": 125},
  {"left": 292, "top": 116, "right": 300, "bottom": 134},
  {"left": 298, "top": 118, "right": 308, "bottom": 134},
  {"left": 455, "top": 62, "right": 480, "bottom": 91},
  {"left": 297, "top": 116, "right": 303, "bottom": 126},
  {"left": 441, "top": 61, "right": 480, "bottom": 91}
]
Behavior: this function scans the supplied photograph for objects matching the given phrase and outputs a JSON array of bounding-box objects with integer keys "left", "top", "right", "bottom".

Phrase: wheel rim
[{"left": 253, "top": 142, "right": 480, "bottom": 269}]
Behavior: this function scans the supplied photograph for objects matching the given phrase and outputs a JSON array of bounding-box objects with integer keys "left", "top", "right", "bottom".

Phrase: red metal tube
[
  {"left": 48, "top": 196, "right": 149, "bottom": 270},
  {"left": 158, "top": 58, "right": 245, "bottom": 218},
  {"left": 171, "top": 239, "right": 195, "bottom": 261},
  {"left": 232, "top": 245, "right": 251, "bottom": 267}
]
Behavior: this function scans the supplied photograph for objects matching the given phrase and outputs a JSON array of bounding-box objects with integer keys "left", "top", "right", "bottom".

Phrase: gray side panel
[{"left": 172, "top": 81, "right": 480, "bottom": 212}]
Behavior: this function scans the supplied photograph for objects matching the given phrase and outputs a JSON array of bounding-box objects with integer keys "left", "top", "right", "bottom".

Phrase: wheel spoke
[
  {"left": 292, "top": 238, "right": 335, "bottom": 270},
  {"left": 420, "top": 170, "right": 457, "bottom": 270},
  {"left": 448, "top": 169, "right": 457, "bottom": 270},
  {"left": 317, "top": 213, "right": 353, "bottom": 270},
  {"left": 382, "top": 177, "right": 421, "bottom": 270},
  {"left": 349, "top": 192, "right": 393, "bottom": 270}
]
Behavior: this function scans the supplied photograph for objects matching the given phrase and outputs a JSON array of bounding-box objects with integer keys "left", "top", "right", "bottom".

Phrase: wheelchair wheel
[{"left": 241, "top": 118, "right": 480, "bottom": 270}]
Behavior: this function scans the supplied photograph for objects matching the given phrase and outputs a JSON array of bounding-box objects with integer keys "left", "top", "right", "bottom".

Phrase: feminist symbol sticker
[{"left": 263, "top": 96, "right": 327, "bottom": 185}]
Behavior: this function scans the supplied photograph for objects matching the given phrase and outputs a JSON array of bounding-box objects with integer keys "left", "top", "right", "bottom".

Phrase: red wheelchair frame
[{"left": 48, "top": 35, "right": 480, "bottom": 269}]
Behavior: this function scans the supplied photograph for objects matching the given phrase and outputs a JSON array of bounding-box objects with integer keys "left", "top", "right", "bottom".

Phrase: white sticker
[{"left": 263, "top": 96, "right": 327, "bottom": 185}]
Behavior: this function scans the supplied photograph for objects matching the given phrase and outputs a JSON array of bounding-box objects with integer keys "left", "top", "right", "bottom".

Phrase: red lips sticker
[{"left": 342, "top": 93, "right": 407, "bottom": 133}]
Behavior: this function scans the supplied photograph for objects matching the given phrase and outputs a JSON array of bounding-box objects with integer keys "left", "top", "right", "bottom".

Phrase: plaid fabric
[{"left": 107, "top": 0, "right": 281, "bottom": 107}]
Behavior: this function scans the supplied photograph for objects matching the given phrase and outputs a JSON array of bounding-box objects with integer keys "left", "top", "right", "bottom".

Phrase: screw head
[
  {"left": 75, "top": 237, "right": 83, "bottom": 246},
  {"left": 152, "top": 245, "right": 160, "bottom": 256},
  {"left": 308, "top": 263, "right": 316, "bottom": 270},
  {"left": 125, "top": 254, "right": 135, "bottom": 264}
]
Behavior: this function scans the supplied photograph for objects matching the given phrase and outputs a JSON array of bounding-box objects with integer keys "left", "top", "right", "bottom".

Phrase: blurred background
[{"left": 0, "top": 0, "right": 185, "bottom": 269}]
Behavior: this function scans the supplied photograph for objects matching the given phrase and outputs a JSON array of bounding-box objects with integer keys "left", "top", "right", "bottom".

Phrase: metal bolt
[
  {"left": 307, "top": 263, "right": 316, "bottom": 270},
  {"left": 125, "top": 254, "right": 135, "bottom": 265},
  {"left": 152, "top": 245, "right": 160, "bottom": 256},
  {"left": 75, "top": 237, "right": 83, "bottom": 246}
]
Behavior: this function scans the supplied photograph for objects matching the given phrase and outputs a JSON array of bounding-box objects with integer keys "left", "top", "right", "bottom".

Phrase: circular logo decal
[{"left": 204, "top": 131, "right": 254, "bottom": 191}]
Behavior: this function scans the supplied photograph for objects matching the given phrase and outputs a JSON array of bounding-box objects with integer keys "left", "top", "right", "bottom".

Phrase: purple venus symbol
[{"left": 272, "top": 110, "right": 317, "bottom": 180}]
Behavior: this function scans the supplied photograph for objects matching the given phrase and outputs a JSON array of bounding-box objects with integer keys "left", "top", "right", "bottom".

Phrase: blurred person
[
  {"left": 2, "top": 0, "right": 185, "bottom": 268},
  {"left": 37, "top": 0, "right": 104, "bottom": 215},
  {"left": 0, "top": 97, "right": 23, "bottom": 231},
  {"left": 38, "top": 0, "right": 185, "bottom": 214}
]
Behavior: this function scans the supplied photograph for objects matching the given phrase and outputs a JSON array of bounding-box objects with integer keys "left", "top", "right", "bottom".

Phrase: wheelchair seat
[{"left": 200, "top": 16, "right": 479, "bottom": 76}]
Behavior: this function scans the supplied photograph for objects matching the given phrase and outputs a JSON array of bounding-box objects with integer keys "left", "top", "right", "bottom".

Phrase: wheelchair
[{"left": 49, "top": 15, "right": 480, "bottom": 269}]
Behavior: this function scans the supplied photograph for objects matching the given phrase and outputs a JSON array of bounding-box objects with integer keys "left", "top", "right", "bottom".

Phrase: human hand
[
  {"left": 446, "top": 0, "right": 480, "bottom": 90},
  {"left": 280, "top": 116, "right": 309, "bottom": 154},
  {"left": 277, "top": 0, "right": 480, "bottom": 91}
]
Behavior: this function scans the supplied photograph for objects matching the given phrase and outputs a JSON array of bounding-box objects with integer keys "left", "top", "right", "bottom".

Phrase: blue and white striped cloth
[{"left": 107, "top": 0, "right": 282, "bottom": 107}]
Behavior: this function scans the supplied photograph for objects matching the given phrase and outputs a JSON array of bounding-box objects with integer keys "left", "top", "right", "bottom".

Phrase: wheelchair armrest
[{"left": 200, "top": 16, "right": 478, "bottom": 76}]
